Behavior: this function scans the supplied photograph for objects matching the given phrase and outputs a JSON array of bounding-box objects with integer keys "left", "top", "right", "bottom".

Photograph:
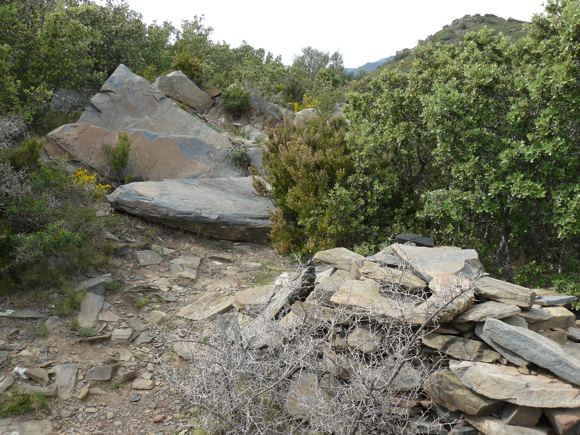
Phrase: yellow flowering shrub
[
  {"left": 292, "top": 94, "right": 319, "bottom": 113},
  {"left": 72, "top": 169, "right": 111, "bottom": 199}
]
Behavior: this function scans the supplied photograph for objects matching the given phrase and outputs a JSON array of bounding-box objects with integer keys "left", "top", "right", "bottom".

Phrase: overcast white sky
[{"left": 124, "top": 0, "right": 548, "bottom": 68}]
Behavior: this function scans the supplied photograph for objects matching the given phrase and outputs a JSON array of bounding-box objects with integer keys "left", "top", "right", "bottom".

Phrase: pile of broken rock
[{"left": 177, "top": 241, "right": 580, "bottom": 435}]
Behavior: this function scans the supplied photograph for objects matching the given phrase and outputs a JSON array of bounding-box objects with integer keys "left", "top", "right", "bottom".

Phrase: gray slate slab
[
  {"left": 483, "top": 318, "right": 580, "bottom": 386},
  {"left": 77, "top": 292, "right": 104, "bottom": 328},
  {"left": 107, "top": 177, "right": 274, "bottom": 244}
]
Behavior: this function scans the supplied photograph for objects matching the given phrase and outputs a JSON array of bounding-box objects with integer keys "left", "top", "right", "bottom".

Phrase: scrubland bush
[
  {"left": 172, "top": 51, "right": 204, "bottom": 85},
  {"left": 254, "top": 114, "right": 354, "bottom": 257},
  {"left": 0, "top": 117, "right": 116, "bottom": 293},
  {"left": 223, "top": 83, "right": 251, "bottom": 118}
]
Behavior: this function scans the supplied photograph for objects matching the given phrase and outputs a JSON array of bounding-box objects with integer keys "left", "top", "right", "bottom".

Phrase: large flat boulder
[
  {"left": 45, "top": 123, "right": 245, "bottom": 181},
  {"left": 106, "top": 177, "right": 273, "bottom": 243},
  {"left": 45, "top": 64, "right": 250, "bottom": 181}
]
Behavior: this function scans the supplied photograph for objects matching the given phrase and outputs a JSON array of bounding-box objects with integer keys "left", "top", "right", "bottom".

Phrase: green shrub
[
  {"left": 1, "top": 136, "right": 43, "bottom": 171},
  {"left": 255, "top": 114, "right": 353, "bottom": 256},
  {"left": 172, "top": 51, "right": 204, "bottom": 85},
  {"left": 227, "top": 142, "right": 251, "bottom": 171},
  {"left": 223, "top": 83, "right": 251, "bottom": 118},
  {"left": 102, "top": 133, "right": 131, "bottom": 184}
]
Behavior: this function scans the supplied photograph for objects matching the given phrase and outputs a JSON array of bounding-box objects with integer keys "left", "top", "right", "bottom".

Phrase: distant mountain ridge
[
  {"left": 354, "top": 14, "right": 528, "bottom": 75},
  {"left": 346, "top": 56, "right": 394, "bottom": 74}
]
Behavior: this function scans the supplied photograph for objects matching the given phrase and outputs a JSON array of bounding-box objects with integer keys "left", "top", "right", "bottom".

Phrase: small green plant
[
  {"left": 69, "top": 318, "right": 80, "bottom": 332},
  {"left": 217, "top": 240, "right": 232, "bottom": 252},
  {"left": 229, "top": 126, "right": 250, "bottom": 140},
  {"left": 56, "top": 290, "right": 85, "bottom": 317},
  {"left": 37, "top": 322, "right": 48, "bottom": 337},
  {"left": 110, "top": 381, "right": 123, "bottom": 390},
  {"left": 78, "top": 327, "right": 96, "bottom": 337},
  {"left": 227, "top": 142, "right": 251, "bottom": 173},
  {"left": 104, "top": 280, "right": 122, "bottom": 292},
  {"left": 0, "top": 389, "right": 49, "bottom": 418},
  {"left": 223, "top": 83, "right": 251, "bottom": 118},
  {"left": 102, "top": 133, "right": 131, "bottom": 184},
  {"left": 135, "top": 297, "right": 152, "bottom": 309},
  {"left": 252, "top": 270, "right": 274, "bottom": 286},
  {"left": 202, "top": 335, "right": 211, "bottom": 343}
]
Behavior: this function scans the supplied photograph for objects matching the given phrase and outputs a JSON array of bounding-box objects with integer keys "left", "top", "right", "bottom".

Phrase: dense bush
[
  {"left": 171, "top": 51, "right": 204, "bottom": 85},
  {"left": 260, "top": 0, "right": 580, "bottom": 292},
  {"left": 255, "top": 114, "right": 354, "bottom": 257},
  {"left": 0, "top": 119, "right": 115, "bottom": 294},
  {"left": 222, "top": 83, "right": 251, "bottom": 118}
]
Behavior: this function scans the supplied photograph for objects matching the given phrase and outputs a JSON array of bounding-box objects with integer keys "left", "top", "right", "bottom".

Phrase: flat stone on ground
[
  {"left": 85, "top": 365, "right": 114, "bottom": 381},
  {"left": 136, "top": 250, "right": 163, "bottom": 266},
  {"left": 55, "top": 363, "right": 78, "bottom": 400},
  {"left": 77, "top": 292, "right": 105, "bottom": 328},
  {"left": 132, "top": 378, "right": 154, "bottom": 390},
  {"left": 111, "top": 328, "right": 132, "bottom": 343}
]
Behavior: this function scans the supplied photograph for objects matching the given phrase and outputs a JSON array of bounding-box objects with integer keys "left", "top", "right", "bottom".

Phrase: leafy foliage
[
  {"left": 256, "top": 115, "right": 353, "bottom": 256},
  {"left": 222, "top": 83, "right": 251, "bottom": 118}
]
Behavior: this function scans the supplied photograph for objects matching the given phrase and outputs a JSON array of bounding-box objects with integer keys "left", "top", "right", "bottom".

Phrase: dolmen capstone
[{"left": 44, "top": 64, "right": 272, "bottom": 242}]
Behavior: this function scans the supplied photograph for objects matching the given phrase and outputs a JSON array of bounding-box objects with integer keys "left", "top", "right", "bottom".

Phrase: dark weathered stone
[
  {"left": 395, "top": 233, "right": 435, "bottom": 247},
  {"left": 107, "top": 177, "right": 274, "bottom": 243}
]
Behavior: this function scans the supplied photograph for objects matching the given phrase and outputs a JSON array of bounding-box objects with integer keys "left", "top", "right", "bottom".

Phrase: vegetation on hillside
[
  {"left": 379, "top": 14, "right": 528, "bottom": 73},
  {"left": 1, "top": 0, "right": 580, "bottom": 300},
  {"left": 258, "top": 0, "right": 580, "bottom": 296}
]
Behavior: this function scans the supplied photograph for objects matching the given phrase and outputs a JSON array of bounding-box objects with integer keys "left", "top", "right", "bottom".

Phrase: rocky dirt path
[{"left": 0, "top": 222, "right": 291, "bottom": 435}]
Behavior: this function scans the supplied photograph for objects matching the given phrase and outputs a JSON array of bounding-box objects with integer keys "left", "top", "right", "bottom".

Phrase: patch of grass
[
  {"left": 104, "top": 280, "right": 122, "bottom": 292},
  {"left": 110, "top": 381, "right": 123, "bottom": 390},
  {"left": 0, "top": 389, "right": 50, "bottom": 418},
  {"left": 37, "top": 322, "right": 48, "bottom": 337},
  {"left": 55, "top": 289, "right": 85, "bottom": 317},
  {"left": 78, "top": 327, "right": 96, "bottom": 338},
  {"left": 69, "top": 318, "right": 80, "bottom": 332},
  {"left": 135, "top": 297, "right": 152, "bottom": 309},
  {"left": 252, "top": 270, "right": 275, "bottom": 286},
  {"left": 217, "top": 241, "right": 232, "bottom": 252}
]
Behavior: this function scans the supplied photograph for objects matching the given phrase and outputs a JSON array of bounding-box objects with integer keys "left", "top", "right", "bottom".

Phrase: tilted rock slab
[
  {"left": 154, "top": 70, "right": 212, "bottom": 112},
  {"left": 424, "top": 369, "right": 505, "bottom": 415},
  {"left": 107, "top": 177, "right": 274, "bottom": 243},
  {"left": 45, "top": 64, "right": 259, "bottom": 181},
  {"left": 483, "top": 318, "right": 580, "bottom": 386},
  {"left": 474, "top": 277, "right": 536, "bottom": 307},
  {"left": 422, "top": 333, "right": 501, "bottom": 363},
  {"left": 450, "top": 361, "right": 580, "bottom": 408},
  {"left": 390, "top": 244, "right": 484, "bottom": 283}
]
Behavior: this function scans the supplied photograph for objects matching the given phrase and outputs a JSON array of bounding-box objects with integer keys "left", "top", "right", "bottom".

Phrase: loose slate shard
[{"left": 395, "top": 233, "right": 435, "bottom": 247}]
